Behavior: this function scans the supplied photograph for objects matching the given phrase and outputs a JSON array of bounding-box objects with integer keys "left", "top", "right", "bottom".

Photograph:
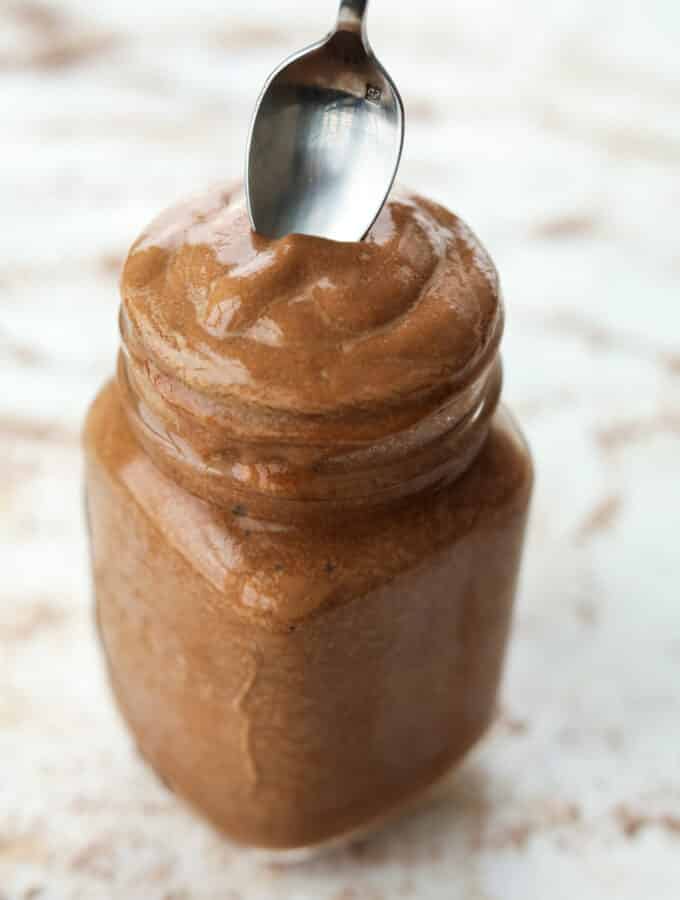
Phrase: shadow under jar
[{"left": 83, "top": 185, "right": 533, "bottom": 852}]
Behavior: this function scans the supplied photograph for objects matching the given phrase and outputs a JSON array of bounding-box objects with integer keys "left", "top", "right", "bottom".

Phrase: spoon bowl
[{"left": 246, "top": 0, "right": 404, "bottom": 242}]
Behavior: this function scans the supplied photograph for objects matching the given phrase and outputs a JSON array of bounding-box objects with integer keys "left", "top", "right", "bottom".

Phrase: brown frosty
[{"left": 84, "top": 185, "right": 533, "bottom": 850}]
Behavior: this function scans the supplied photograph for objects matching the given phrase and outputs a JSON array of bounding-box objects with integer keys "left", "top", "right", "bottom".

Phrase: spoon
[{"left": 245, "top": 0, "right": 404, "bottom": 242}]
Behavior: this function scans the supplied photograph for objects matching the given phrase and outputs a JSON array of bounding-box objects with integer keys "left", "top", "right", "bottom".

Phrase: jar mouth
[
  {"left": 119, "top": 185, "right": 504, "bottom": 422},
  {"left": 116, "top": 183, "right": 506, "bottom": 521},
  {"left": 117, "top": 339, "right": 502, "bottom": 521}
]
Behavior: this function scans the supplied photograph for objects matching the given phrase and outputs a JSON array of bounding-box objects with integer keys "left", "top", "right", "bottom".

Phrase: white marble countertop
[{"left": 2, "top": 1, "right": 680, "bottom": 898}]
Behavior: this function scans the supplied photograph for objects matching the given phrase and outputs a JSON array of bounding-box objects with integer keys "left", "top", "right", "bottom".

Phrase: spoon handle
[{"left": 337, "top": 0, "right": 369, "bottom": 32}]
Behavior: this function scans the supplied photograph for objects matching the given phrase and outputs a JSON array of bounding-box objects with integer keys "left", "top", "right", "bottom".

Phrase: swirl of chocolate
[{"left": 118, "top": 185, "right": 503, "bottom": 516}]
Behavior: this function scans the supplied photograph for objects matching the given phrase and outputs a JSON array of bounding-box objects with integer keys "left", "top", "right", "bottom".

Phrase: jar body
[{"left": 84, "top": 379, "right": 533, "bottom": 851}]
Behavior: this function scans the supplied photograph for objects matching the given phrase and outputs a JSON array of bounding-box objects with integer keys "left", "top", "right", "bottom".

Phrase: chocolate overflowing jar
[{"left": 83, "top": 185, "right": 533, "bottom": 850}]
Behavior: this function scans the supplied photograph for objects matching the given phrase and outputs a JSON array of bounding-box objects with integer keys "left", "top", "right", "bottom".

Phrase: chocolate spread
[{"left": 84, "top": 185, "right": 533, "bottom": 849}]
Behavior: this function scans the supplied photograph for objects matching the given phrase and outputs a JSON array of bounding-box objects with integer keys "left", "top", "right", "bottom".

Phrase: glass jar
[{"left": 83, "top": 186, "right": 533, "bottom": 852}]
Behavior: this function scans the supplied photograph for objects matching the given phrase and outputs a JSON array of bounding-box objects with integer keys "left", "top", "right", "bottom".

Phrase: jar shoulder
[{"left": 84, "top": 380, "right": 532, "bottom": 631}]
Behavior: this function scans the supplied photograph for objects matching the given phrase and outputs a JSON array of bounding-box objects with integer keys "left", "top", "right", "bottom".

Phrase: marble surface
[{"left": 2, "top": 1, "right": 680, "bottom": 897}]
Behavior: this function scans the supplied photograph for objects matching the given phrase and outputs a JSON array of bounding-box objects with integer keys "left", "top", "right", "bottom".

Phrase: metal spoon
[{"left": 245, "top": 0, "right": 404, "bottom": 242}]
